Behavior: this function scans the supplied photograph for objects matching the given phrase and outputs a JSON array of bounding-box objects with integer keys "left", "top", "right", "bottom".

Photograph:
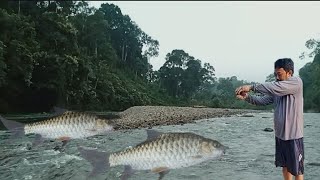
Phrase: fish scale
[
  {"left": 78, "top": 130, "right": 227, "bottom": 180},
  {"left": 109, "top": 132, "right": 225, "bottom": 170},
  {"left": 21, "top": 111, "right": 114, "bottom": 139}
]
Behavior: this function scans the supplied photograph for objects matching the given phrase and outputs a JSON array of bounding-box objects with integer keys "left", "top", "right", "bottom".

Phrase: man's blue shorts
[{"left": 275, "top": 137, "right": 304, "bottom": 176}]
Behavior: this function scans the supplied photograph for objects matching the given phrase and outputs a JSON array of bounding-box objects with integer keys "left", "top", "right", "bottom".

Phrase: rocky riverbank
[
  {"left": 114, "top": 106, "right": 266, "bottom": 130},
  {"left": 0, "top": 106, "right": 267, "bottom": 130}
]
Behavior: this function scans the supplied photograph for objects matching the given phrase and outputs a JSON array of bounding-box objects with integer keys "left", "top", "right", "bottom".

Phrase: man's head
[{"left": 274, "top": 58, "right": 294, "bottom": 81}]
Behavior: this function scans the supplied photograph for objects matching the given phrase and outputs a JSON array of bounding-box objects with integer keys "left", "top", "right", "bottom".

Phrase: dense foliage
[
  {"left": 0, "top": 1, "right": 317, "bottom": 113},
  {"left": 299, "top": 39, "right": 320, "bottom": 112},
  {"left": 0, "top": 1, "right": 164, "bottom": 112}
]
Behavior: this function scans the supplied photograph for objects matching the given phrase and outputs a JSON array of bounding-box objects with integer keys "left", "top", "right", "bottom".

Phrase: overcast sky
[{"left": 89, "top": 1, "right": 319, "bottom": 83}]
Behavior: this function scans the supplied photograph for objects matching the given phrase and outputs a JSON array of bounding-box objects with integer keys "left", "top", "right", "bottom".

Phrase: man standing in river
[{"left": 235, "top": 58, "right": 304, "bottom": 180}]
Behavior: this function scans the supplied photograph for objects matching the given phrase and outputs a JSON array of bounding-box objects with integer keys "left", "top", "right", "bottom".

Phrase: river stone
[{"left": 263, "top": 128, "right": 273, "bottom": 132}]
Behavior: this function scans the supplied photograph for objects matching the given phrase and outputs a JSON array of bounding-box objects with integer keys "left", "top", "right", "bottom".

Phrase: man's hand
[
  {"left": 235, "top": 85, "right": 252, "bottom": 100},
  {"left": 236, "top": 91, "right": 248, "bottom": 100},
  {"left": 235, "top": 85, "right": 252, "bottom": 95}
]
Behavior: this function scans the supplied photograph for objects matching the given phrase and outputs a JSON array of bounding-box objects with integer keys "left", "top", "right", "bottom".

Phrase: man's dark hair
[{"left": 274, "top": 58, "right": 294, "bottom": 74}]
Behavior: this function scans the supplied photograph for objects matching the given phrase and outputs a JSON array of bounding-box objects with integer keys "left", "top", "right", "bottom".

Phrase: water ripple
[{"left": 0, "top": 113, "right": 319, "bottom": 180}]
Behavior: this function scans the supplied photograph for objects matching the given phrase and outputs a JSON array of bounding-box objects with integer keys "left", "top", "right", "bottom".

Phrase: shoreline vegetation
[
  {"left": 0, "top": 106, "right": 268, "bottom": 130},
  {"left": 0, "top": 1, "right": 318, "bottom": 120}
]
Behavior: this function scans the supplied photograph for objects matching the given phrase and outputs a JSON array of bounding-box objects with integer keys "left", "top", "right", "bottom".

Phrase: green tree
[
  {"left": 0, "top": 1, "right": 272, "bottom": 113},
  {"left": 159, "top": 50, "right": 192, "bottom": 97},
  {"left": 0, "top": 9, "right": 39, "bottom": 111},
  {"left": 299, "top": 54, "right": 320, "bottom": 112},
  {"left": 299, "top": 37, "right": 320, "bottom": 112},
  {"left": 99, "top": 3, "right": 159, "bottom": 79},
  {"left": 158, "top": 49, "right": 216, "bottom": 99},
  {"left": 265, "top": 73, "right": 276, "bottom": 82}
]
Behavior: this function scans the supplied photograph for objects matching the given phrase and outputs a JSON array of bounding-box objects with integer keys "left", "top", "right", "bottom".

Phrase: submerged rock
[
  {"left": 308, "top": 162, "right": 320, "bottom": 166},
  {"left": 262, "top": 116, "right": 271, "bottom": 118},
  {"left": 238, "top": 114, "right": 255, "bottom": 117},
  {"left": 263, "top": 128, "right": 273, "bottom": 132}
]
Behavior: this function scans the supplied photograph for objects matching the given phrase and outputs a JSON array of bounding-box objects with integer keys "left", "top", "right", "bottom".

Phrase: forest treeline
[{"left": 0, "top": 1, "right": 319, "bottom": 113}]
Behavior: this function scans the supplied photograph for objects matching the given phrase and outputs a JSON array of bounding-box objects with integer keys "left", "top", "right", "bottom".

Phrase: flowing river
[{"left": 0, "top": 112, "right": 319, "bottom": 180}]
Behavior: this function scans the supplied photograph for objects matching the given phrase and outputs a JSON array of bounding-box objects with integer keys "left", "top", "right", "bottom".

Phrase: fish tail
[
  {"left": 78, "top": 146, "right": 110, "bottom": 178},
  {"left": 51, "top": 106, "right": 68, "bottom": 116},
  {"left": 108, "top": 119, "right": 120, "bottom": 130},
  {"left": 0, "top": 115, "right": 25, "bottom": 138}
]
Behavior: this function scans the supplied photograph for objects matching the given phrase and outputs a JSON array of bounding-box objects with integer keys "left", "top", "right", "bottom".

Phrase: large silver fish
[
  {"left": 79, "top": 129, "right": 227, "bottom": 180},
  {"left": 0, "top": 110, "right": 115, "bottom": 149}
]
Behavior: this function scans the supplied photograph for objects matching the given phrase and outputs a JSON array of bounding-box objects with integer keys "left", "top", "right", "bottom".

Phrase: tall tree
[
  {"left": 99, "top": 3, "right": 159, "bottom": 79},
  {"left": 265, "top": 73, "right": 276, "bottom": 82},
  {"left": 158, "top": 49, "right": 215, "bottom": 98},
  {"left": 299, "top": 54, "right": 320, "bottom": 111}
]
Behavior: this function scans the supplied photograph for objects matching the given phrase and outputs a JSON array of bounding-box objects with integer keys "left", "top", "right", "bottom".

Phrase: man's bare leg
[
  {"left": 294, "top": 175, "right": 303, "bottom": 180},
  {"left": 282, "top": 167, "right": 292, "bottom": 180},
  {"left": 282, "top": 167, "right": 304, "bottom": 180}
]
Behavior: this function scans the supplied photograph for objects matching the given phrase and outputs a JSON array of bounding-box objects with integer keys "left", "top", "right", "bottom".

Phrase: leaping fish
[
  {"left": 0, "top": 109, "right": 116, "bottom": 150},
  {"left": 78, "top": 129, "right": 227, "bottom": 180}
]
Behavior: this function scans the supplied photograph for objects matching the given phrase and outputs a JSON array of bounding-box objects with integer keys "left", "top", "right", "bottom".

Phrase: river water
[{"left": 0, "top": 112, "right": 319, "bottom": 180}]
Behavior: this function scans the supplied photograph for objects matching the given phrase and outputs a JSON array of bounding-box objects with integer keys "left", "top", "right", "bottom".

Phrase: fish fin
[
  {"left": 31, "top": 134, "right": 44, "bottom": 147},
  {"left": 120, "top": 165, "right": 134, "bottom": 180},
  {"left": 0, "top": 115, "right": 25, "bottom": 138},
  {"left": 159, "top": 170, "right": 170, "bottom": 180},
  {"left": 51, "top": 106, "right": 68, "bottom": 116},
  {"left": 151, "top": 167, "right": 170, "bottom": 180},
  {"left": 57, "top": 136, "right": 71, "bottom": 142},
  {"left": 135, "top": 129, "right": 163, "bottom": 147},
  {"left": 97, "top": 118, "right": 117, "bottom": 131},
  {"left": 146, "top": 129, "right": 163, "bottom": 140},
  {"left": 151, "top": 166, "right": 169, "bottom": 173},
  {"left": 78, "top": 146, "right": 110, "bottom": 178}
]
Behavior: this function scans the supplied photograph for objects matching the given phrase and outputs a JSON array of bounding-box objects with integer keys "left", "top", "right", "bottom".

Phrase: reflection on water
[{"left": 0, "top": 113, "right": 319, "bottom": 180}]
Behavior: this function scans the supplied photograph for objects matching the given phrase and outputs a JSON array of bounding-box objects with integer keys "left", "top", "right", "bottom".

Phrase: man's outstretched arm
[
  {"left": 251, "top": 77, "right": 302, "bottom": 96},
  {"left": 235, "top": 77, "right": 302, "bottom": 97},
  {"left": 245, "top": 94, "right": 274, "bottom": 106},
  {"left": 236, "top": 91, "right": 274, "bottom": 106}
]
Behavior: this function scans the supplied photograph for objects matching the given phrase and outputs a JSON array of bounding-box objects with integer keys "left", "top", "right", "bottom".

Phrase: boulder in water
[
  {"left": 262, "top": 116, "right": 270, "bottom": 118},
  {"left": 263, "top": 128, "right": 273, "bottom": 132},
  {"left": 238, "top": 114, "right": 254, "bottom": 117}
]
